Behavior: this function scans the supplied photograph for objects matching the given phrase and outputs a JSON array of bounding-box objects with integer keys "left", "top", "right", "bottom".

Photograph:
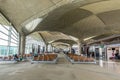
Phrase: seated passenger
[
  {"left": 115, "top": 50, "right": 120, "bottom": 59},
  {"left": 71, "top": 48, "right": 75, "bottom": 54},
  {"left": 34, "top": 54, "right": 38, "bottom": 57},
  {"left": 13, "top": 54, "right": 19, "bottom": 61}
]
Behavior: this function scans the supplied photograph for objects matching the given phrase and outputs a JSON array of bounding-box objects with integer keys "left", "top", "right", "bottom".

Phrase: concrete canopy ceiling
[
  {"left": 0, "top": 13, "right": 10, "bottom": 26},
  {"left": 35, "top": 0, "right": 120, "bottom": 41},
  {"left": 52, "top": 42, "right": 70, "bottom": 47},
  {"left": 28, "top": 31, "right": 77, "bottom": 46},
  {"left": 52, "top": 42, "right": 70, "bottom": 49},
  {"left": 1, "top": 0, "right": 120, "bottom": 43},
  {"left": 39, "top": 31, "right": 78, "bottom": 44},
  {"left": 0, "top": 0, "right": 71, "bottom": 33}
]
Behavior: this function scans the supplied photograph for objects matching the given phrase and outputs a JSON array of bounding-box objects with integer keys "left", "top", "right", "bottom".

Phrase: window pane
[
  {"left": 11, "top": 38, "right": 17, "bottom": 43},
  {"left": 0, "top": 45, "right": 8, "bottom": 56},
  {"left": 12, "top": 27, "right": 17, "bottom": 35},
  {"left": 9, "top": 46, "right": 18, "bottom": 55},
  {"left": 0, "top": 39, "right": 8, "bottom": 45},
  {"left": 3, "top": 25, "right": 9, "bottom": 30},
  {"left": 0, "top": 32, "right": 8, "bottom": 40},
  {"left": 0, "top": 24, "right": 9, "bottom": 35},
  {"left": 11, "top": 34, "right": 17, "bottom": 41},
  {"left": 10, "top": 42, "right": 17, "bottom": 46},
  {"left": 11, "top": 30, "right": 18, "bottom": 36}
]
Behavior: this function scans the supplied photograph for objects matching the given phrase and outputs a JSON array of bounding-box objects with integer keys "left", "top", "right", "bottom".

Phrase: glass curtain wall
[{"left": 0, "top": 13, "right": 19, "bottom": 56}]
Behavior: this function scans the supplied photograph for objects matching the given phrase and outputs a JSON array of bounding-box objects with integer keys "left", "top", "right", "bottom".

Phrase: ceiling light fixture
[{"left": 83, "top": 35, "right": 96, "bottom": 41}]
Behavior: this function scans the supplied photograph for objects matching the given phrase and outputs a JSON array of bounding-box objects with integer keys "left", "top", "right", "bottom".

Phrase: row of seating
[
  {"left": 23, "top": 54, "right": 32, "bottom": 57},
  {"left": 66, "top": 53, "right": 94, "bottom": 62},
  {"left": 0, "top": 54, "right": 29, "bottom": 61},
  {"left": 0, "top": 53, "right": 57, "bottom": 61},
  {"left": 0, "top": 56, "right": 18, "bottom": 64},
  {"left": 33, "top": 54, "right": 57, "bottom": 61},
  {"left": 0, "top": 56, "right": 14, "bottom": 61}
]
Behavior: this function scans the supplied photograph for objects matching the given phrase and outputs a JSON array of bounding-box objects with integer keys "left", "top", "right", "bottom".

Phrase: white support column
[
  {"left": 50, "top": 44, "right": 53, "bottom": 52},
  {"left": 99, "top": 48, "right": 102, "bottom": 56},
  {"left": 99, "top": 47, "right": 103, "bottom": 60},
  {"left": 19, "top": 35, "right": 26, "bottom": 55},
  {"left": 52, "top": 46, "right": 55, "bottom": 53},
  {"left": 77, "top": 40, "right": 81, "bottom": 55},
  {"left": 69, "top": 45, "right": 72, "bottom": 53},
  {"left": 18, "top": 34, "right": 22, "bottom": 55},
  {"left": 50, "top": 44, "right": 53, "bottom": 53},
  {"left": 45, "top": 43, "right": 48, "bottom": 53},
  {"left": 99, "top": 42, "right": 105, "bottom": 60},
  {"left": 99, "top": 46, "right": 103, "bottom": 67}
]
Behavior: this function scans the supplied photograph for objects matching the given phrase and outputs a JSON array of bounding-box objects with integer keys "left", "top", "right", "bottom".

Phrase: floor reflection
[
  {"left": 99, "top": 60, "right": 120, "bottom": 73},
  {"left": 99, "top": 60, "right": 103, "bottom": 67}
]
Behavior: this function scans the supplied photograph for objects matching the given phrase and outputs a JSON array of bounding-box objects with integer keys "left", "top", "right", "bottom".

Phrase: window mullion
[{"left": 7, "top": 27, "right": 12, "bottom": 56}]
